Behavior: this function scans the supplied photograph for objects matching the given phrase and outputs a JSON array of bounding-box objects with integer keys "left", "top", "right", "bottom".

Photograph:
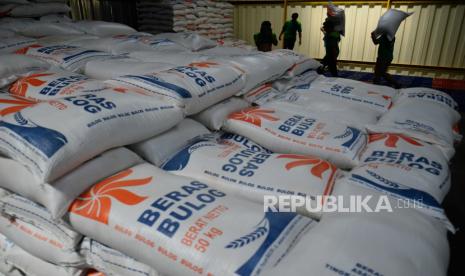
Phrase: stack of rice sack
[
  {"left": 136, "top": 0, "right": 234, "bottom": 40},
  {"left": 0, "top": 15, "right": 460, "bottom": 275}
]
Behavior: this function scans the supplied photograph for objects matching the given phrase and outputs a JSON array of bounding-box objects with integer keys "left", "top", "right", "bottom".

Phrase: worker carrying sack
[
  {"left": 368, "top": 87, "right": 460, "bottom": 159},
  {"left": 373, "top": 9, "right": 413, "bottom": 41},
  {"left": 325, "top": 1, "right": 345, "bottom": 35},
  {"left": 0, "top": 88, "right": 184, "bottom": 182},
  {"left": 67, "top": 163, "right": 317, "bottom": 276},
  {"left": 130, "top": 119, "right": 210, "bottom": 167},
  {"left": 223, "top": 106, "right": 367, "bottom": 169},
  {"left": 265, "top": 209, "right": 449, "bottom": 276},
  {"left": 81, "top": 238, "right": 160, "bottom": 276},
  {"left": 8, "top": 68, "right": 108, "bottom": 101},
  {"left": 161, "top": 136, "right": 338, "bottom": 219},
  {"left": 0, "top": 147, "right": 143, "bottom": 219},
  {"left": 361, "top": 133, "right": 451, "bottom": 203},
  {"left": 15, "top": 44, "right": 114, "bottom": 73},
  {"left": 0, "top": 233, "right": 86, "bottom": 276},
  {"left": 0, "top": 93, "right": 38, "bottom": 117},
  {"left": 106, "top": 61, "right": 246, "bottom": 115},
  {"left": 0, "top": 192, "right": 84, "bottom": 266}
]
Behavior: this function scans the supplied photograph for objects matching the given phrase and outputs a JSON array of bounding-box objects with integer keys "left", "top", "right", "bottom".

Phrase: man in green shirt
[
  {"left": 371, "top": 31, "right": 401, "bottom": 88},
  {"left": 279, "top": 13, "right": 302, "bottom": 50}
]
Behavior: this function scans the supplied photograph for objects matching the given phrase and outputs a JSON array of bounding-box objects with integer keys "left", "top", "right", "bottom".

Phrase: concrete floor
[{"left": 444, "top": 114, "right": 465, "bottom": 276}]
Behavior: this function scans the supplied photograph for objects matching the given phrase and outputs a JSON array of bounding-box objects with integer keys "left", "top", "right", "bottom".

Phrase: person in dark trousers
[
  {"left": 317, "top": 19, "right": 340, "bottom": 77},
  {"left": 279, "top": 13, "right": 302, "bottom": 50},
  {"left": 254, "top": 21, "right": 278, "bottom": 52},
  {"left": 371, "top": 31, "right": 401, "bottom": 88}
]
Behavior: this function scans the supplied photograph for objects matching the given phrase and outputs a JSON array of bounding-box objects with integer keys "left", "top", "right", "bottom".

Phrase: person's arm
[
  {"left": 279, "top": 23, "right": 286, "bottom": 40},
  {"left": 272, "top": 33, "right": 278, "bottom": 46},
  {"left": 298, "top": 23, "right": 302, "bottom": 45},
  {"left": 371, "top": 31, "right": 380, "bottom": 45}
]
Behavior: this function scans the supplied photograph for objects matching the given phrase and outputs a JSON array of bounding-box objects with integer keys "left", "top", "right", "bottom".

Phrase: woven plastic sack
[
  {"left": 153, "top": 32, "right": 217, "bottom": 51},
  {"left": 84, "top": 58, "right": 175, "bottom": 80},
  {"left": 81, "top": 238, "right": 160, "bottom": 276},
  {"left": 106, "top": 61, "right": 245, "bottom": 115},
  {"left": 0, "top": 193, "right": 84, "bottom": 266},
  {"left": 130, "top": 119, "right": 210, "bottom": 167},
  {"left": 68, "top": 163, "right": 317, "bottom": 276},
  {"left": 9, "top": 3, "right": 70, "bottom": 17},
  {"left": 8, "top": 68, "right": 107, "bottom": 101},
  {"left": 368, "top": 87, "right": 460, "bottom": 158},
  {"left": 192, "top": 97, "right": 250, "bottom": 130},
  {"left": 162, "top": 136, "right": 338, "bottom": 218},
  {"left": 71, "top": 21, "right": 136, "bottom": 36},
  {"left": 0, "top": 88, "right": 183, "bottom": 182},
  {"left": 0, "top": 147, "right": 142, "bottom": 219},
  {"left": 242, "top": 83, "right": 282, "bottom": 106},
  {"left": 0, "top": 28, "right": 15, "bottom": 38},
  {"left": 373, "top": 9, "right": 413, "bottom": 41},
  {"left": 0, "top": 233, "right": 85, "bottom": 276},
  {"left": 128, "top": 51, "right": 208, "bottom": 66},
  {"left": 223, "top": 106, "right": 366, "bottom": 169},
  {"left": 0, "top": 54, "right": 49, "bottom": 88},
  {"left": 361, "top": 133, "right": 451, "bottom": 202},
  {"left": 272, "top": 70, "right": 320, "bottom": 92},
  {"left": 266, "top": 209, "right": 449, "bottom": 276},
  {"left": 20, "top": 22, "right": 84, "bottom": 38},
  {"left": 272, "top": 50, "right": 321, "bottom": 78},
  {"left": 15, "top": 44, "right": 114, "bottom": 73},
  {"left": 0, "top": 36, "right": 36, "bottom": 54},
  {"left": 326, "top": 2, "right": 345, "bottom": 35}
]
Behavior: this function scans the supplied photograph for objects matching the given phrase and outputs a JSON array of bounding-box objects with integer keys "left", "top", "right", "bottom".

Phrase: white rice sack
[
  {"left": 217, "top": 132, "right": 272, "bottom": 153},
  {"left": 0, "top": 93, "right": 38, "bottom": 117},
  {"left": 15, "top": 44, "right": 114, "bottom": 73},
  {"left": 242, "top": 83, "right": 282, "bottom": 106},
  {"left": 267, "top": 92, "right": 379, "bottom": 130},
  {"left": 9, "top": 3, "right": 70, "bottom": 17},
  {"left": 0, "top": 54, "right": 49, "bottom": 87},
  {"left": 84, "top": 58, "right": 175, "bottom": 80},
  {"left": 0, "top": 88, "right": 184, "bottom": 182},
  {"left": 0, "top": 233, "right": 85, "bottom": 276},
  {"left": 0, "top": 147, "right": 143, "bottom": 219},
  {"left": 223, "top": 106, "right": 367, "bottom": 169},
  {"left": 162, "top": 136, "right": 339, "bottom": 218},
  {"left": 0, "top": 28, "right": 15, "bottom": 38},
  {"left": 153, "top": 32, "right": 217, "bottom": 51},
  {"left": 368, "top": 87, "right": 460, "bottom": 156},
  {"left": 361, "top": 133, "right": 451, "bottom": 201},
  {"left": 304, "top": 76, "right": 395, "bottom": 114},
  {"left": 68, "top": 35, "right": 187, "bottom": 55},
  {"left": 327, "top": 3, "right": 345, "bottom": 35},
  {"left": 8, "top": 68, "right": 107, "bottom": 100},
  {"left": 20, "top": 22, "right": 83, "bottom": 38},
  {"left": 0, "top": 36, "right": 36, "bottom": 54},
  {"left": 37, "top": 34, "right": 99, "bottom": 45},
  {"left": 266, "top": 209, "right": 449, "bottom": 276},
  {"left": 0, "top": 17, "right": 35, "bottom": 32},
  {"left": 220, "top": 51, "right": 295, "bottom": 95},
  {"left": 130, "top": 118, "right": 210, "bottom": 167},
  {"left": 39, "top": 14, "right": 72, "bottom": 23},
  {"left": 71, "top": 20, "right": 136, "bottom": 36},
  {"left": 197, "top": 46, "right": 257, "bottom": 57},
  {"left": 272, "top": 70, "right": 320, "bottom": 92},
  {"left": 128, "top": 51, "right": 208, "bottom": 66},
  {"left": 68, "top": 163, "right": 317, "bottom": 276},
  {"left": 0, "top": 194, "right": 84, "bottom": 266},
  {"left": 373, "top": 9, "right": 413, "bottom": 41},
  {"left": 192, "top": 97, "right": 249, "bottom": 130},
  {"left": 81, "top": 238, "right": 160, "bottom": 276},
  {"left": 106, "top": 61, "right": 245, "bottom": 115},
  {"left": 272, "top": 50, "right": 321, "bottom": 78}
]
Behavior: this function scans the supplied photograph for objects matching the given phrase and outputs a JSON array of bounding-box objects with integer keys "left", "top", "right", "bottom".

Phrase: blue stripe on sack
[
  {"left": 235, "top": 212, "right": 298, "bottom": 276},
  {"left": 351, "top": 173, "right": 441, "bottom": 208},
  {"left": 126, "top": 75, "right": 192, "bottom": 99},
  {"left": 62, "top": 50, "right": 104, "bottom": 62}
]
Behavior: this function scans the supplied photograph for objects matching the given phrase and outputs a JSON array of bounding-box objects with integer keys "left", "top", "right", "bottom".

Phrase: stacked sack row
[
  {"left": 0, "top": 17, "right": 461, "bottom": 276},
  {"left": 136, "top": 0, "right": 234, "bottom": 40}
]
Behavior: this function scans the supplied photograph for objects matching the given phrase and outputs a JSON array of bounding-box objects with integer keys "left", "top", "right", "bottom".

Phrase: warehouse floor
[{"left": 333, "top": 70, "right": 464, "bottom": 276}]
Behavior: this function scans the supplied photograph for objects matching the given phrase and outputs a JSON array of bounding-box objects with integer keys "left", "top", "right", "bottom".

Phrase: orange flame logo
[
  {"left": 69, "top": 169, "right": 151, "bottom": 225},
  {"left": 14, "top": 44, "right": 42, "bottom": 55},
  {"left": 0, "top": 95, "right": 38, "bottom": 116},
  {"left": 228, "top": 107, "right": 279, "bottom": 127},
  {"left": 188, "top": 62, "right": 218, "bottom": 68},
  {"left": 9, "top": 73, "right": 53, "bottom": 97},
  {"left": 368, "top": 133, "right": 423, "bottom": 148}
]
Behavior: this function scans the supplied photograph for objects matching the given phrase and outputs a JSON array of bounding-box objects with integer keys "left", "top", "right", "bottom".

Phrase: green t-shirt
[{"left": 282, "top": 20, "right": 302, "bottom": 41}]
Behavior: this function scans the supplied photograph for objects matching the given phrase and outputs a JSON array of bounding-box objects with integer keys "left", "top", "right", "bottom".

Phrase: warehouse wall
[
  {"left": 69, "top": 0, "right": 138, "bottom": 28},
  {"left": 233, "top": 2, "right": 465, "bottom": 79}
]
